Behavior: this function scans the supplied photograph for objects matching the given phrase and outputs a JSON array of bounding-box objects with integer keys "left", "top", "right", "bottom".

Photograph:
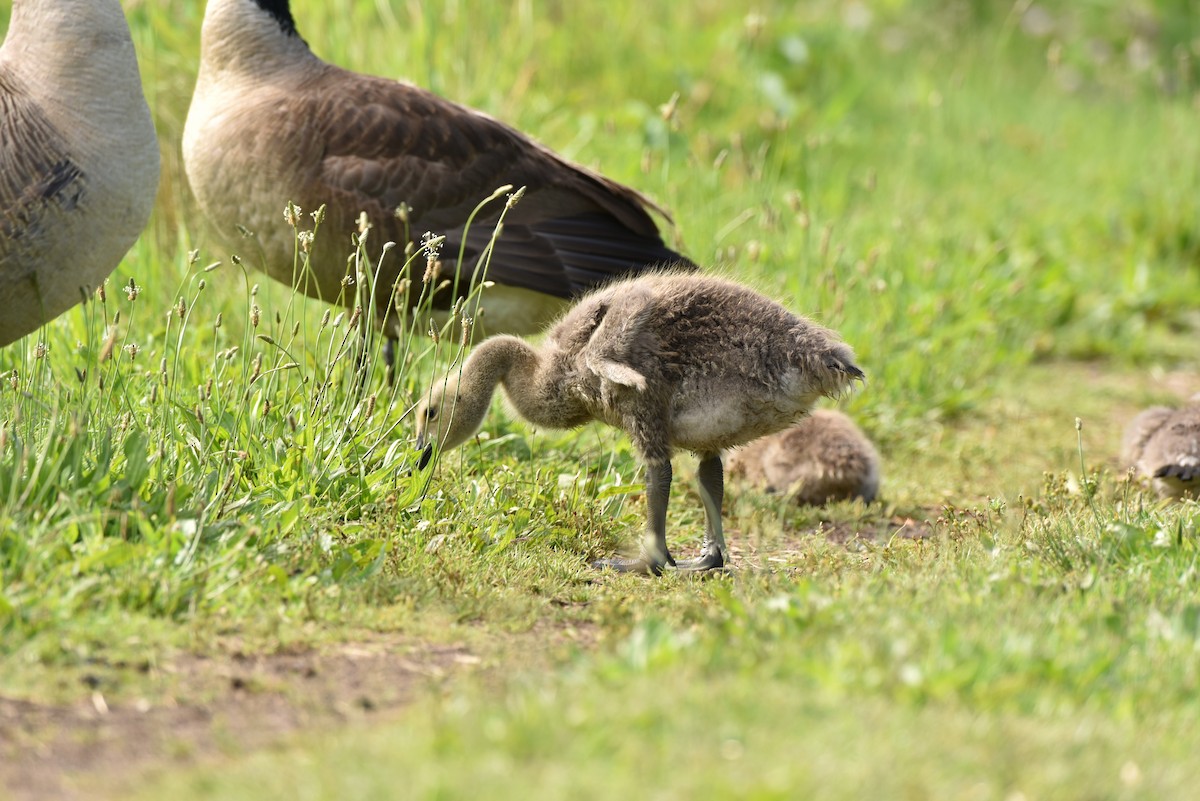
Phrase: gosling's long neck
[{"left": 465, "top": 336, "right": 571, "bottom": 430}]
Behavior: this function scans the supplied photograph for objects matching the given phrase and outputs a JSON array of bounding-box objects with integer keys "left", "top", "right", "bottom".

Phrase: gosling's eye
[{"left": 424, "top": 405, "right": 438, "bottom": 422}]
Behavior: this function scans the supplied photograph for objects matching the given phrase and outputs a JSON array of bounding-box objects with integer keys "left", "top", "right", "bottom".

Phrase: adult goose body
[
  {"left": 0, "top": 0, "right": 159, "bottom": 345},
  {"left": 184, "top": 0, "right": 692, "bottom": 347}
]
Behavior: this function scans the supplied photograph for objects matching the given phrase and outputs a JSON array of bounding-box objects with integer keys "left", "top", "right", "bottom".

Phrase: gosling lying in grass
[
  {"left": 726, "top": 409, "right": 880, "bottom": 505},
  {"left": 1123, "top": 400, "right": 1200, "bottom": 500},
  {"left": 415, "top": 273, "right": 864, "bottom": 574}
]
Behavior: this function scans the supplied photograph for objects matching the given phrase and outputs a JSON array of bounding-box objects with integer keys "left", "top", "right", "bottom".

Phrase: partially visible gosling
[
  {"left": 726, "top": 409, "right": 880, "bottom": 505},
  {"left": 1122, "top": 400, "right": 1200, "bottom": 500},
  {"left": 415, "top": 273, "right": 864, "bottom": 575}
]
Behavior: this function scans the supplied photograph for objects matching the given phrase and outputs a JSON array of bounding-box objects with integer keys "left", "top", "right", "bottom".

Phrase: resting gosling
[
  {"left": 415, "top": 273, "right": 864, "bottom": 574},
  {"left": 1123, "top": 400, "right": 1200, "bottom": 500},
  {"left": 726, "top": 409, "right": 880, "bottom": 505},
  {"left": 0, "top": 0, "right": 159, "bottom": 346},
  {"left": 184, "top": 0, "right": 693, "bottom": 359}
]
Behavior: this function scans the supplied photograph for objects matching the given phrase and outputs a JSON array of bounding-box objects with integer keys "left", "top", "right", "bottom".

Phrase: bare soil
[{"left": 0, "top": 636, "right": 477, "bottom": 801}]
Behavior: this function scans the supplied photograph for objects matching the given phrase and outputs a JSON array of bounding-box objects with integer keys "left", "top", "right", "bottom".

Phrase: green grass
[
  {"left": 146, "top": 495, "right": 1200, "bottom": 799},
  {"left": 3, "top": 0, "right": 1200, "bottom": 797}
]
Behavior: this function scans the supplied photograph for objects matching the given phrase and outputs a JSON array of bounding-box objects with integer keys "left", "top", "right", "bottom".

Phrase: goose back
[{"left": 547, "top": 273, "right": 862, "bottom": 455}]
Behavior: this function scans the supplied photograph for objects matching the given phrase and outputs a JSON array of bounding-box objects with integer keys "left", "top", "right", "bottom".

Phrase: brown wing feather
[
  {"left": 312, "top": 68, "right": 667, "bottom": 238},
  {"left": 301, "top": 69, "right": 693, "bottom": 302},
  {"left": 0, "top": 78, "right": 86, "bottom": 264}
]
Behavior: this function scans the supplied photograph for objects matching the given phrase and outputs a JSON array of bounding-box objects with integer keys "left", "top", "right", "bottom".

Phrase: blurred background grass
[{"left": 2, "top": 3, "right": 1200, "bottom": 795}]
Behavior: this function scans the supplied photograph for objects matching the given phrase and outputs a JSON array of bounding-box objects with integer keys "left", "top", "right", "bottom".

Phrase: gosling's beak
[{"left": 416, "top": 442, "right": 434, "bottom": 470}]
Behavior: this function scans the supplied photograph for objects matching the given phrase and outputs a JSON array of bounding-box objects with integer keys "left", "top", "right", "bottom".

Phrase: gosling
[
  {"left": 415, "top": 273, "right": 864, "bottom": 574},
  {"left": 184, "top": 0, "right": 693, "bottom": 363},
  {"left": 1122, "top": 400, "right": 1200, "bottom": 500},
  {"left": 0, "top": 0, "right": 159, "bottom": 346},
  {"left": 726, "top": 410, "right": 880, "bottom": 505}
]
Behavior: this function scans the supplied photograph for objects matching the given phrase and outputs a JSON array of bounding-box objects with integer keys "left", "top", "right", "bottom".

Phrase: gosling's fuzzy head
[{"left": 415, "top": 373, "right": 481, "bottom": 461}]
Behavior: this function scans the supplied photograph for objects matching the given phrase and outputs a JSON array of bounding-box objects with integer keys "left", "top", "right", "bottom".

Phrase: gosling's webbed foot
[
  {"left": 591, "top": 551, "right": 676, "bottom": 577},
  {"left": 674, "top": 550, "right": 726, "bottom": 573}
]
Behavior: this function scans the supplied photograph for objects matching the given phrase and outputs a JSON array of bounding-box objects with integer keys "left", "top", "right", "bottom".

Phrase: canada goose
[
  {"left": 415, "top": 273, "right": 864, "bottom": 574},
  {"left": 183, "top": 0, "right": 693, "bottom": 361},
  {"left": 0, "top": 0, "right": 159, "bottom": 346},
  {"left": 1122, "top": 400, "right": 1200, "bottom": 500},
  {"left": 726, "top": 409, "right": 880, "bottom": 505}
]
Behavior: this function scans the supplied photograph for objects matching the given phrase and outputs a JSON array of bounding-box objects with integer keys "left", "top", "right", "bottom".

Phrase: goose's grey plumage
[
  {"left": 416, "top": 273, "right": 864, "bottom": 574},
  {"left": 1123, "top": 401, "right": 1200, "bottom": 500},
  {"left": 726, "top": 410, "right": 881, "bottom": 505},
  {"left": 0, "top": 0, "right": 159, "bottom": 346},
  {"left": 183, "top": 0, "right": 693, "bottom": 347}
]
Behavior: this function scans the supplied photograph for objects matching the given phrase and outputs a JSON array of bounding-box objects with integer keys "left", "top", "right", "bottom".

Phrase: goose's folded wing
[
  {"left": 0, "top": 89, "right": 85, "bottom": 261},
  {"left": 311, "top": 71, "right": 692, "bottom": 298},
  {"left": 441, "top": 213, "right": 690, "bottom": 299}
]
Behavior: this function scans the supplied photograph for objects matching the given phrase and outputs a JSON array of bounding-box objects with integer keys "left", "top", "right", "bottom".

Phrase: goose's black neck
[{"left": 252, "top": 0, "right": 300, "bottom": 38}]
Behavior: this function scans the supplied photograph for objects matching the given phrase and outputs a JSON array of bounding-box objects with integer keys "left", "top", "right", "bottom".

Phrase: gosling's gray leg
[
  {"left": 676, "top": 453, "right": 727, "bottom": 572},
  {"left": 592, "top": 459, "right": 676, "bottom": 576}
]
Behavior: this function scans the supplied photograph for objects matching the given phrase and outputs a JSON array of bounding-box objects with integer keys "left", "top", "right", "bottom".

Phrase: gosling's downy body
[
  {"left": 1123, "top": 401, "right": 1200, "bottom": 500},
  {"left": 0, "top": 0, "right": 159, "bottom": 345},
  {"left": 726, "top": 409, "right": 881, "bottom": 505},
  {"left": 184, "top": 0, "right": 693, "bottom": 353},
  {"left": 416, "top": 273, "right": 864, "bottom": 574}
]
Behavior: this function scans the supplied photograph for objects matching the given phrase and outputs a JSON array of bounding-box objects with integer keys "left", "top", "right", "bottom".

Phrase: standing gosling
[
  {"left": 415, "top": 273, "right": 864, "bottom": 574},
  {"left": 184, "top": 0, "right": 693, "bottom": 357},
  {"left": 1123, "top": 400, "right": 1200, "bottom": 500},
  {"left": 726, "top": 410, "right": 881, "bottom": 505},
  {"left": 0, "top": 0, "right": 159, "bottom": 346}
]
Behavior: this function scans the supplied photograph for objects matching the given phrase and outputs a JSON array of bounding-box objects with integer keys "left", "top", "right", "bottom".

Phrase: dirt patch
[
  {"left": 721, "top": 512, "right": 938, "bottom": 571},
  {"left": 809, "top": 514, "right": 936, "bottom": 545},
  {"left": 0, "top": 636, "right": 477, "bottom": 801}
]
